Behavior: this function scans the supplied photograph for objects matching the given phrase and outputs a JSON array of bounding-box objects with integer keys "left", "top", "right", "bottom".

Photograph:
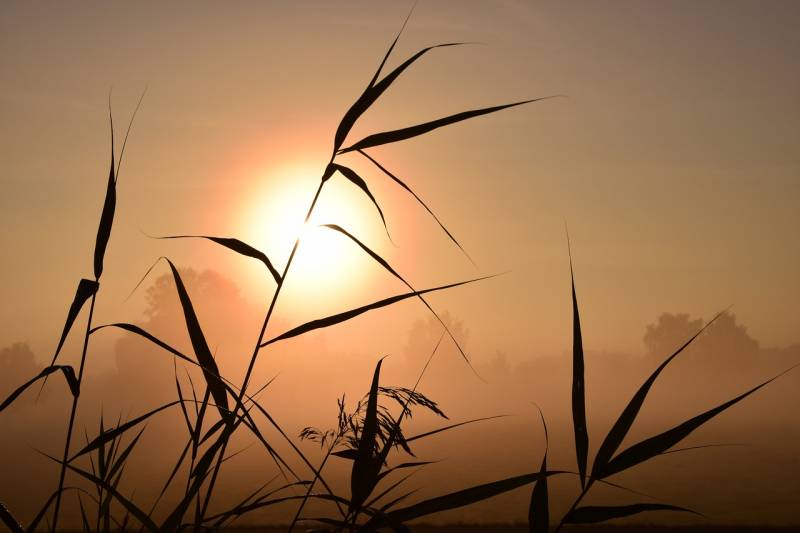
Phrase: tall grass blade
[
  {"left": 329, "top": 164, "right": 390, "bottom": 239},
  {"left": 154, "top": 235, "right": 281, "bottom": 284},
  {"left": 564, "top": 503, "right": 696, "bottom": 523},
  {"left": 164, "top": 259, "right": 229, "bottom": 419},
  {"left": 0, "top": 501, "right": 23, "bottom": 533},
  {"left": 262, "top": 274, "right": 496, "bottom": 346},
  {"left": 93, "top": 105, "right": 116, "bottom": 280},
  {"left": 601, "top": 364, "right": 799, "bottom": 478},
  {"left": 358, "top": 149, "right": 473, "bottom": 264},
  {"left": 567, "top": 236, "right": 588, "bottom": 488},
  {"left": 338, "top": 97, "right": 556, "bottom": 153},
  {"left": 351, "top": 358, "right": 385, "bottom": 511},
  {"left": 1, "top": 365, "right": 79, "bottom": 412},
  {"left": 591, "top": 311, "right": 726, "bottom": 478},
  {"left": 49, "top": 279, "right": 99, "bottom": 366},
  {"left": 529, "top": 407, "right": 549, "bottom": 533},
  {"left": 77, "top": 494, "right": 91, "bottom": 532}
]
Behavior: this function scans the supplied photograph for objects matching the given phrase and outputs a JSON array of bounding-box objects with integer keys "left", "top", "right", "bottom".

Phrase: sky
[{"left": 1, "top": 1, "right": 800, "bottom": 528}]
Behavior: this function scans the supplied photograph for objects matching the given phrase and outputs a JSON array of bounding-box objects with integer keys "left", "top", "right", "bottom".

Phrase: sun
[{"left": 239, "top": 162, "right": 384, "bottom": 313}]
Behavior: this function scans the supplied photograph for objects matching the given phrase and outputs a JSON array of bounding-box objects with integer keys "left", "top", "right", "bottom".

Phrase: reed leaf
[
  {"left": 369, "top": 471, "right": 564, "bottom": 527},
  {"left": 338, "top": 97, "right": 555, "bottom": 154},
  {"left": 591, "top": 311, "right": 725, "bottom": 478},
  {"left": 529, "top": 406, "right": 549, "bottom": 533},
  {"left": 93, "top": 105, "right": 116, "bottom": 279},
  {"left": 333, "top": 42, "right": 466, "bottom": 152},
  {"left": 351, "top": 358, "right": 385, "bottom": 511},
  {"left": 358, "top": 149, "right": 472, "bottom": 264},
  {"left": 49, "top": 279, "right": 99, "bottom": 366},
  {"left": 564, "top": 503, "right": 696, "bottom": 524},
  {"left": 1, "top": 365, "right": 79, "bottom": 412},
  {"left": 329, "top": 164, "right": 390, "bottom": 239},
  {"left": 40, "top": 452, "right": 158, "bottom": 532},
  {"left": 164, "top": 259, "right": 229, "bottom": 420},
  {"left": 600, "top": 364, "right": 799, "bottom": 478},
  {"left": 0, "top": 501, "right": 22, "bottom": 533},
  {"left": 153, "top": 235, "right": 281, "bottom": 285},
  {"left": 322, "top": 223, "right": 473, "bottom": 368},
  {"left": 262, "top": 274, "right": 496, "bottom": 346},
  {"left": 71, "top": 402, "right": 177, "bottom": 461},
  {"left": 567, "top": 237, "right": 588, "bottom": 488},
  {"left": 404, "top": 415, "right": 506, "bottom": 444}
]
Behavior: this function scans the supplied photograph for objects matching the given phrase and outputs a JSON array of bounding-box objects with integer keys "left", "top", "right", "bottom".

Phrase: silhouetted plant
[{"left": 0, "top": 8, "right": 796, "bottom": 533}]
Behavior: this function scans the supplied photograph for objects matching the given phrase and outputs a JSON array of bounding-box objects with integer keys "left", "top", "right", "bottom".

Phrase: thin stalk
[
  {"left": 198, "top": 171, "right": 330, "bottom": 522},
  {"left": 52, "top": 290, "right": 99, "bottom": 532},
  {"left": 287, "top": 439, "right": 338, "bottom": 533},
  {"left": 553, "top": 479, "right": 594, "bottom": 533}
]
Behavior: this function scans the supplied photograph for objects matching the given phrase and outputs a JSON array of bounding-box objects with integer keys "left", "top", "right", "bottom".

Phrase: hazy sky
[{"left": 1, "top": 0, "right": 799, "bottom": 365}]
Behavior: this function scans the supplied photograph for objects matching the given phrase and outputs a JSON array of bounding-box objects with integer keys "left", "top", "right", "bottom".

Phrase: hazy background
[{"left": 1, "top": 0, "right": 799, "bottom": 529}]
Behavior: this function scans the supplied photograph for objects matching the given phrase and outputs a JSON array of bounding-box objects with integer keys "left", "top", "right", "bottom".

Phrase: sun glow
[{"left": 241, "top": 162, "right": 383, "bottom": 310}]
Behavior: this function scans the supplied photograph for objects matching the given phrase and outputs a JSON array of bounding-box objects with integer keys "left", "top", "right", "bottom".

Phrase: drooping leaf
[
  {"left": 338, "top": 97, "right": 556, "bottom": 154},
  {"left": 333, "top": 42, "right": 466, "bottom": 152},
  {"left": 351, "top": 358, "right": 385, "bottom": 511},
  {"left": 164, "top": 259, "right": 229, "bottom": 419},
  {"left": 322, "top": 224, "right": 473, "bottom": 369},
  {"left": 529, "top": 406, "right": 549, "bottom": 533},
  {"left": 1, "top": 365, "right": 79, "bottom": 412},
  {"left": 567, "top": 237, "right": 588, "bottom": 488},
  {"left": 153, "top": 235, "right": 281, "bottom": 285},
  {"left": 261, "top": 274, "right": 495, "bottom": 346},
  {"left": 329, "top": 164, "right": 390, "bottom": 240},
  {"left": 600, "top": 364, "right": 799, "bottom": 478},
  {"left": 564, "top": 503, "right": 696, "bottom": 524},
  {"left": 358, "top": 149, "right": 472, "bottom": 264},
  {"left": 71, "top": 402, "right": 178, "bottom": 460},
  {"left": 89, "top": 323, "right": 195, "bottom": 365},
  {"left": 591, "top": 311, "right": 726, "bottom": 478},
  {"left": 48, "top": 278, "right": 99, "bottom": 366},
  {"left": 94, "top": 106, "right": 116, "bottom": 279}
]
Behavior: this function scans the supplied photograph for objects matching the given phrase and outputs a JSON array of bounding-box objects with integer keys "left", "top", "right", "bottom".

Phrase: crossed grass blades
[{"left": 0, "top": 10, "right": 795, "bottom": 533}]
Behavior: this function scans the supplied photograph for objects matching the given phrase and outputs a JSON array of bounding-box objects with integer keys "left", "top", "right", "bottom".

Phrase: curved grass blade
[
  {"left": 261, "top": 274, "right": 496, "bottom": 347},
  {"left": 404, "top": 415, "right": 506, "bottom": 443},
  {"left": 0, "top": 501, "right": 22, "bottom": 533},
  {"left": 153, "top": 235, "right": 281, "bottom": 285},
  {"left": 164, "top": 259, "right": 229, "bottom": 419},
  {"left": 25, "top": 486, "right": 82, "bottom": 533},
  {"left": 329, "top": 164, "right": 390, "bottom": 240},
  {"left": 90, "top": 323, "right": 195, "bottom": 365},
  {"left": 351, "top": 358, "right": 386, "bottom": 511},
  {"left": 529, "top": 406, "right": 549, "bottom": 533},
  {"left": 49, "top": 279, "right": 99, "bottom": 366},
  {"left": 1, "top": 365, "right": 78, "bottom": 412},
  {"left": 94, "top": 102, "right": 116, "bottom": 280},
  {"left": 591, "top": 311, "right": 726, "bottom": 478},
  {"left": 70, "top": 402, "right": 179, "bottom": 461},
  {"left": 601, "top": 364, "right": 799, "bottom": 478},
  {"left": 564, "top": 503, "right": 697, "bottom": 524},
  {"left": 38, "top": 452, "right": 158, "bottom": 532},
  {"left": 358, "top": 149, "right": 473, "bottom": 265},
  {"left": 338, "top": 97, "right": 557, "bottom": 154},
  {"left": 333, "top": 42, "right": 466, "bottom": 152},
  {"left": 567, "top": 234, "right": 588, "bottom": 488},
  {"left": 373, "top": 471, "right": 564, "bottom": 526},
  {"left": 322, "top": 224, "right": 473, "bottom": 370}
]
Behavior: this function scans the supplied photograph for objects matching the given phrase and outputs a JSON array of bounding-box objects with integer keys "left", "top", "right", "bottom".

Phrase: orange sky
[{"left": 1, "top": 0, "right": 799, "bottom": 366}]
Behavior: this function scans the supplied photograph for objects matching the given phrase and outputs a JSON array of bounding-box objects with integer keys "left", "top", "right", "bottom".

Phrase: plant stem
[
  {"left": 553, "top": 479, "right": 594, "bottom": 533},
  {"left": 52, "top": 290, "right": 98, "bottom": 532},
  {"left": 198, "top": 172, "right": 329, "bottom": 522}
]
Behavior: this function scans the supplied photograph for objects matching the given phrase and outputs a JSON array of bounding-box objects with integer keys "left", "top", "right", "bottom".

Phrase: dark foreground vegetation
[{"left": 1, "top": 9, "right": 797, "bottom": 533}]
